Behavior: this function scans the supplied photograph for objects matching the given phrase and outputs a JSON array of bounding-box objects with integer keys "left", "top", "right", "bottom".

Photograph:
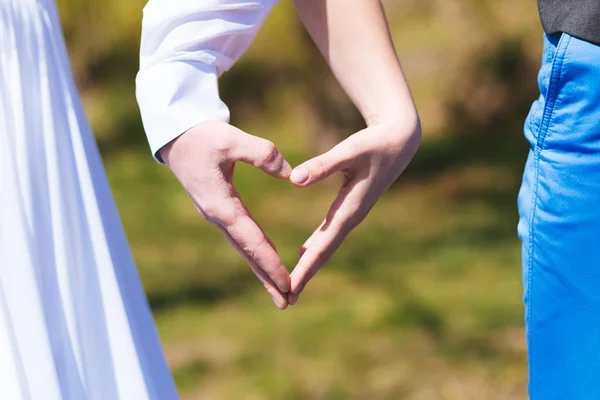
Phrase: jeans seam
[
  {"left": 526, "top": 149, "right": 539, "bottom": 389},
  {"left": 526, "top": 33, "right": 570, "bottom": 390}
]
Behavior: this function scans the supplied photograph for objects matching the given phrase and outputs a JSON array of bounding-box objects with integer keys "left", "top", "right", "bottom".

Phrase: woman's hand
[
  {"left": 160, "top": 120, "right": 292, "bottom": 310},
  {"left": 288, "top": 116, "right": 421, "bottom": 305}
]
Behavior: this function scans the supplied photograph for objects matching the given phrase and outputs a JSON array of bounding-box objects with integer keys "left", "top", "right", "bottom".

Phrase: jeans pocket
[{"left": 534, "top": 33, "right": 571, "bottom": 150}]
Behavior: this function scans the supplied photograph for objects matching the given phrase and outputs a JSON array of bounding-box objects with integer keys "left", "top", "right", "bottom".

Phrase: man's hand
[
  {"left": 160, "top": 120, "right": 292, "bottom": 310},
  {"left": 288, "top": 117, "right": 421, "bottom": 305}
]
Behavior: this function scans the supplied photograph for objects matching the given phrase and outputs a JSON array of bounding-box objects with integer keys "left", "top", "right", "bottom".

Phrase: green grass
[
  {"left": 63, "top": 0, "right": 543, "bottom": 397},
  {"left": 100, "top": 130, "right": 529, "bottom": 399}
]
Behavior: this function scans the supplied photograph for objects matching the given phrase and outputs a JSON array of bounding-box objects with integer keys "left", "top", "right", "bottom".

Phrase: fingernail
[
  {"left": 281, "top": 160, "right": 292, "bottom": 176},
  {"left": 290, "top": 167, "right": 309, "bottom": 184},
  {"left": 277, "top": 279, "right": 290, "bottom": 294},
  {"left": 272, "top": 296, "right": 285, "bottom": 310}
]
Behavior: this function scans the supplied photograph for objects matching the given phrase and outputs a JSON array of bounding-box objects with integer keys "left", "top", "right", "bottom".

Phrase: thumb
[
  {"left": 230, "top": 130, "right": 292, "bottom": 179},
  {"left": 290, "top": 142, "right": 356, "bottom": 187}
]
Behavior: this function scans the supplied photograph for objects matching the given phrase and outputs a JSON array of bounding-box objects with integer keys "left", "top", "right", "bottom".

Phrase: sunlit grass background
[{"left": 58, "top": 0, "right": 543, "bottom": 398}]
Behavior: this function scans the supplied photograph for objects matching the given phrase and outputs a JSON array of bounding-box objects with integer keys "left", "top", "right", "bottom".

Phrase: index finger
[
  {"left": 216, "top": 226, "right": 289, "bottom": 310},
  {"left": 289, "top": 181, "right": 372, "bottom": 302},
  {"left": 212, "top": 199, "right": 290, "bottom": 294}
]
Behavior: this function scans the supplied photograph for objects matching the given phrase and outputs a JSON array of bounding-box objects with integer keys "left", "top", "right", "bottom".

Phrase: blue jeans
[{"left": 518, "top": 32, "right": 600, "bottom": 399}]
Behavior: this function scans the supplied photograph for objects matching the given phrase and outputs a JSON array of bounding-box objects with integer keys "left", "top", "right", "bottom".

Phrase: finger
[
  {"left": 217, "top": 226, "right": 289, "bottom": 310},
  {"left": 298, "top": 219, "right": 326, "bottom": 259},
  {"left": 189, "top": 195, "right": 288, "bottom": 309},
  {"left": 210, "top": 198, "right": 290, "bottom": 294},
  {"left": 228, "top": 130, "right": 292, "bottom": 179},
  {"left": 290, "top": 140, "right": 359, "bottom": 187},
  {"left": 288, "top": 224, "right": 347, "bottom": 305},
  {"left": 232, "top": 187, "right": 279, "bottom": 253},
  {"left": 227, "top": 215, "right": 290, "bottom": 293},
  {"left": 297, "top": 174, "right": 353, "bottom": 259},
  {"left": 289, "top": 182, "right": 371, "bottom": 303}
]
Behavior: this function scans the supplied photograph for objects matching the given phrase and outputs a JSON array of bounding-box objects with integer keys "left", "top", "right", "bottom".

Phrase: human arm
[
  {"left": 136, "top": 0, "right": 291, "bottom": 309},
  {"left": 288, "top": 0, "right": 421, "bottom": 304}
]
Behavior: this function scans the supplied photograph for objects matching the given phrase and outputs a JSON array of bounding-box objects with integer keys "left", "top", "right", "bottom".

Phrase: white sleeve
[{"left": 135, "top": 0, "right": 279, "bottom": 162}]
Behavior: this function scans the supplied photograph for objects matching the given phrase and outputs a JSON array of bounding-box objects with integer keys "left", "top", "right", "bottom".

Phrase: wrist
[
  {"left": 364, "top": 103, "right": 420, "bottom": 131},
  {"left": 158, "top": 135, "right": 179, "bottom": 167}
]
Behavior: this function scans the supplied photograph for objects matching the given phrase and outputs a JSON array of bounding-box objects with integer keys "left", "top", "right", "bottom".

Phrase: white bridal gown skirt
[{"left": 0, "top": 0, "right": 178, "bottom": 399}]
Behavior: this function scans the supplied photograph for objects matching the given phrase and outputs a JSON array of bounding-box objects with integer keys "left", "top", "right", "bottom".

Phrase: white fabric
[
  {"left": 0, "top": 0, "right": 178, "bottom": 398},
  {"left": 136, "top": 0, "right": 279, "bottom": 162}
]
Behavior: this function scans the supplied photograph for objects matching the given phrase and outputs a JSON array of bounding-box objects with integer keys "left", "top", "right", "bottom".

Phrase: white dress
[{"left": 0, "top": 0, "right": 178, "bottom": 398}]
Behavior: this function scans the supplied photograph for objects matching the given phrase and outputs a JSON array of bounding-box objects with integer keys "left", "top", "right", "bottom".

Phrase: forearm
[{"left": 292, "top": 0, "right": 417, "bottom": 126}]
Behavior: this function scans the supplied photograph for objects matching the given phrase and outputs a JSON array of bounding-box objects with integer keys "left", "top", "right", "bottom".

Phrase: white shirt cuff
[{"left": 135, "top": 59, "right": 230, "bottom": 163}]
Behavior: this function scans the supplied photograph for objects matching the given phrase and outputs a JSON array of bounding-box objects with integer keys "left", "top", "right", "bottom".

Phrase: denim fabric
[{"left": 518, "top": 32, "right": 600, "bottom": 399}]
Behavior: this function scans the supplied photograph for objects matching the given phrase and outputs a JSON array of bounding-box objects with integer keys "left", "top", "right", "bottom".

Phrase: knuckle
[
  {"left": 346, "top": 201, "right": 364, "bottom": 216},
  {"left": 246, "top": 237, "right": 269, "bottom": 261},
  {"left": 220, "top": 210, "right": 239, "bottom": 227},
  {"left": 341, "top": 202, "right": 366, "bottom": 227},
  {"left": 200, "top": 203, "right": 220, "bottom": 220},
  {"left": 312, "top": 248, "right": 327, "bottom": 264},
  {"left": 258, "top": 140, "right": 279, "bottom": 166},
  {"left": 204, "top": 204, "right": 237, "bottom": 226}
]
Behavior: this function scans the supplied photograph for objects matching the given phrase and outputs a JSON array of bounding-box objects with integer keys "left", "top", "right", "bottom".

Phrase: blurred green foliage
[{"left": 57, "top": 0, "right": 544, "bottom": 398}]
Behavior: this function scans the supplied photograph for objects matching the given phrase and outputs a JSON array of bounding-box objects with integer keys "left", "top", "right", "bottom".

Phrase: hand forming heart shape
[
  {"left": 160, "top": 117, "right": 420, "bottom": 310},
  {"left": 287, "top": 117, "right": 421, "bottom": 305}
]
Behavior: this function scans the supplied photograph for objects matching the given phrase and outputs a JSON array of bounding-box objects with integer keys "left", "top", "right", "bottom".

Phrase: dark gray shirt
[{"left": 538, "top": 0, "right": 600, "bottom": 45}]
